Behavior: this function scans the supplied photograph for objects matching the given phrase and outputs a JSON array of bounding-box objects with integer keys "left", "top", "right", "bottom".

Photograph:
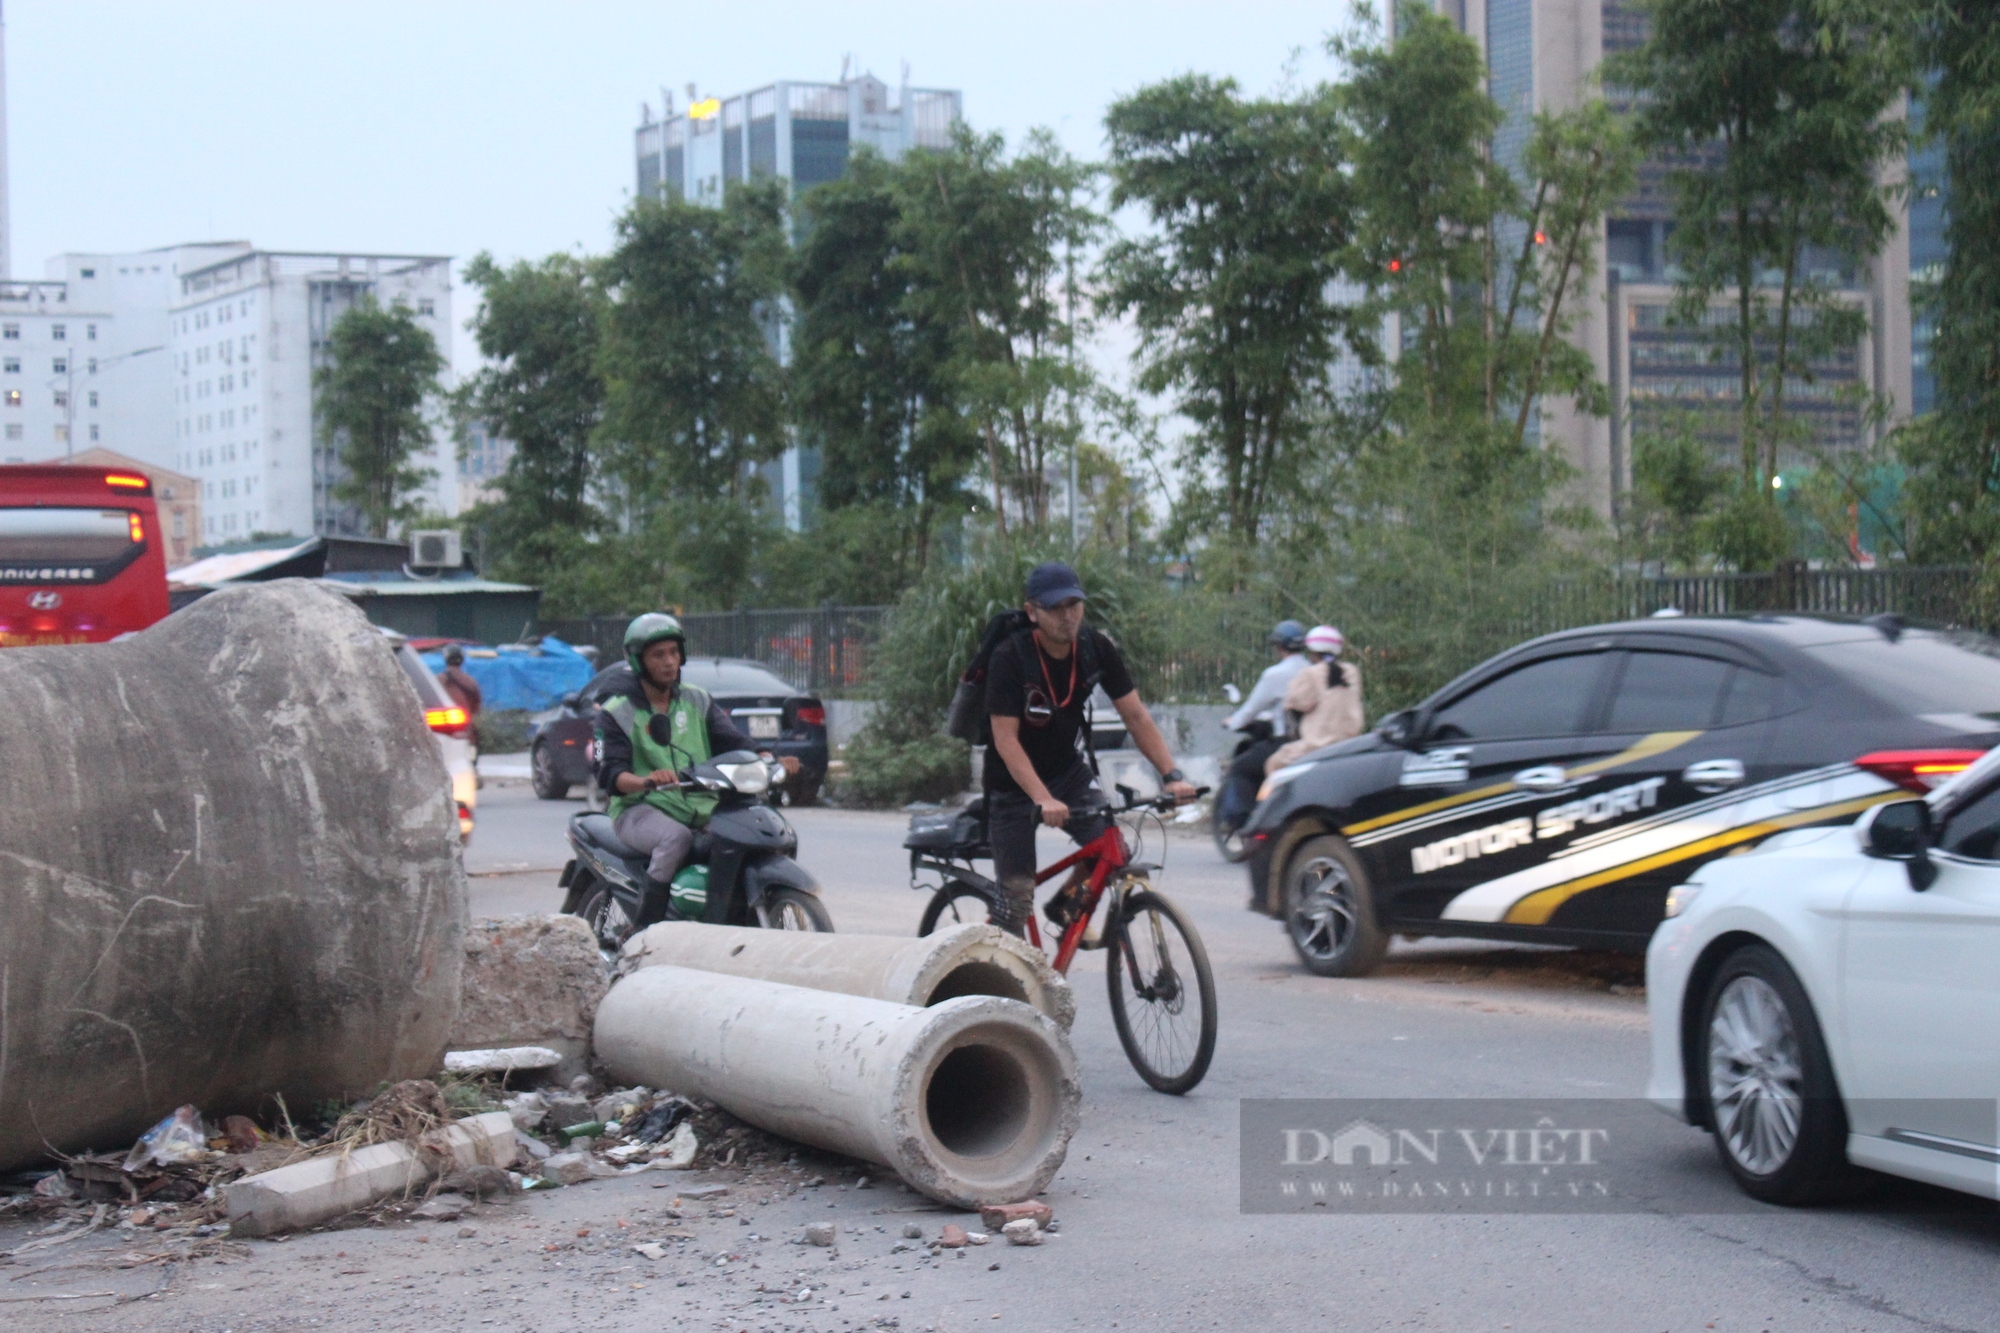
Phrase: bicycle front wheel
[{"left": 1106, "top": 888, "right": 1217, "bottom": 1095}]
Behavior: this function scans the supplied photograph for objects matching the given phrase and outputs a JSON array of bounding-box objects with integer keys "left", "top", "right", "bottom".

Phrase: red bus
[{"left": 0, "top": 465, "right": 171, "bottom": 647}]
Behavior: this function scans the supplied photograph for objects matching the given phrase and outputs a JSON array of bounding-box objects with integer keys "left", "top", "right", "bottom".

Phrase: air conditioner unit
[{"left": 410, "top": 529, "right": 462, "bottom": 569}]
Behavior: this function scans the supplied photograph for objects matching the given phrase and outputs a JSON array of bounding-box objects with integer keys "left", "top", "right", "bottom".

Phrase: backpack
[{"left": 945, "top": 610, "right": 1032, "bottom": 745}]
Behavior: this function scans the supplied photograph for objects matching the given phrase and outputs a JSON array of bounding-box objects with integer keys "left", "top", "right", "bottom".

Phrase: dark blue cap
[{"left": 1024, "top": 561, "right": 1086, "bottom": 608}]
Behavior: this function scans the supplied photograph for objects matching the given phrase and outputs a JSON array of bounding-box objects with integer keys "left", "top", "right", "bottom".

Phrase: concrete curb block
[{"left": 225, "top": 1111, "right": 516, "bottom": 1238}]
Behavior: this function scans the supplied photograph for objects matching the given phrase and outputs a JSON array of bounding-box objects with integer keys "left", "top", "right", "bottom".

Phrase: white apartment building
[
  {"left": 37, "top": 243, "right": 254, "bottom": 471},
  {"left": 168, "top": 250, "right": 455, "bottom": 542},
  {"left": 0, "top": 279, "right": 113, "bottom": 464}
]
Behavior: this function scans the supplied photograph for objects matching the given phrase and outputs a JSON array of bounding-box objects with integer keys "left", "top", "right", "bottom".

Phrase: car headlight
[
  {"left": 1663, "top": 883, "right": 1702, "bottom": 919},
  {"left": 1256, "top": 762, "right": 1316, "bottom": 803}
]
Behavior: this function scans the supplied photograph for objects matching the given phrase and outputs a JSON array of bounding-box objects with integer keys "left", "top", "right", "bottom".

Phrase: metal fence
[
  {"left": 539, "top": 565, "right": 1990, "bottom": 704},
  {"left": 536, "top": 606, "right": 891, "bottom": 697}
]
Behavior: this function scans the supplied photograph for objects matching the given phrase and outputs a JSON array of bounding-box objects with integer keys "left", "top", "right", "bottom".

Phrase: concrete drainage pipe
[
  {"left": 593, "top": 965, "right": 1079, "bottom": 1207},
  {"left": 0, "top": 580, "right": 466, "bottom": 1172},
  {"left": 617, "top": 921, "right": 1075, "bottom": 1031}
]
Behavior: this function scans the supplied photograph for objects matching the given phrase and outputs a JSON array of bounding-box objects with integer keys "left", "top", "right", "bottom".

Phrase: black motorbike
[
  {"left": 1213, "top": 718, "right": 1275, "bottom": 863},
  {"left": 559, "top": 749, "right": 833, "bottom": 951}
]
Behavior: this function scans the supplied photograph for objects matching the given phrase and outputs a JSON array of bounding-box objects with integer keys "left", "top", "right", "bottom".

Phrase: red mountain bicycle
[{"left": 905, "top": 786, "right": 1218, "bottom": 1094}]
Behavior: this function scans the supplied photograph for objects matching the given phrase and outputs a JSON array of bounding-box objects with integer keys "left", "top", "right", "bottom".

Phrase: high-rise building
[
  {"left": 1422, "top": 0, "right": 1917, "bottom": 517},
  {"left": 633, "top": 73, "right": 963, "bottom": 526},
  {"left": 635, "top": 73, "right": 961, "bottom": 205},
  {"left": 166, "top": 250, "right": 456, "bottom": 542}
]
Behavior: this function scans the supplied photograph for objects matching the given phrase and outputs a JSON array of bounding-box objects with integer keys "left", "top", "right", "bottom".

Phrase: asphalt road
[{"left": 13, "top": 777, "right": 1996, "bottom": 1332}]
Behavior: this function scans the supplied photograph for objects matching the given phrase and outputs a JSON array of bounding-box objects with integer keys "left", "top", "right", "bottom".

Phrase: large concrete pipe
[
  {"left": 0, "top": 580, "right": 466, "bottom": 1171},
  {"left": 617, "top": 922, "right": 1076, "bottom": 1031},
  {"left": 594, "top": 965, "right": 1079, "bottom": 1208}
]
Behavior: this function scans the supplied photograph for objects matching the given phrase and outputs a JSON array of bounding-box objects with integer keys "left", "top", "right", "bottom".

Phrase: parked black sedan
[
  {"left": 1243, "top": 613, "right": 2000, "bottom": 976},
  {"left": 528, "top": 658, "right": 830, "bottom": 806}
]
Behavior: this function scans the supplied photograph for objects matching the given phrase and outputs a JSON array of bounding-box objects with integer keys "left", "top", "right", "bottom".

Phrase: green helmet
[{"left": 623, "top": 612, "right": 687, "bottom": 674}]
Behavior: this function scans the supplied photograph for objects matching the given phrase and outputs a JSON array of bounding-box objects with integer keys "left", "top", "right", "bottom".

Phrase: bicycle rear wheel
[
  {"left": 1105, "top": 887, "right": 1217, "bottom": 1094},
  {"left": 918, "top": 874, "right": 998, "bottom": 935}
]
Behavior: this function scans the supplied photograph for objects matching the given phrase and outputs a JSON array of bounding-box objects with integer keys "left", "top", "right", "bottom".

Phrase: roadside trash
[
  {"left": 31, "top": 1172, "right": 74, "bottom": 1199},
  {"left": 631, "top": 1096, "right": 696, "bottom": 1144},
  {"left": 440, "top": 1165, "right": 518, "bottom": 1200},
  {"left": 680, "top": 1184, "right": 729, "bottom": 1199},
  {"left": 1002, "top": 1219, "right": 1043, "bottom": 1246},
  {"left": 542, "top": 1096, "right": 596, "bottom": 1132},
  {"left": 443, "top": 1047, "right": 563, "bottom": 1077},
  {"left": 124, "top": 1106, "right": 217, "bottom": 1171},
  {"left": 220, "top": 1115, "right": 262, "bottom": 1155},
  {"left": 967, "top": 1231, "right": 990, "bottom": 1245},
  {"left": 560, "top": 1120, "right": 607, "bottom": 1142},
  {"left": 502, "top": 1092, "right": 548, "bottom": 1133},
  {"left": 633, "top": 1241, "right": 667, "bottom": 1260},
  {"left": 655, "top": 1121, "right": 698, "bottom": 1169},
  {"left": 594, "top": 1089, "right": 650, "bottom": 1124},
  {"left": 514, "top": 1130, "right": 551, "bottom": 1161},
  {"left": 804, "top": 1222, "right": 837, "bottom": 1246},
  {"left": 541, "top": 1153, "right": 596, "bottom": 1186}
]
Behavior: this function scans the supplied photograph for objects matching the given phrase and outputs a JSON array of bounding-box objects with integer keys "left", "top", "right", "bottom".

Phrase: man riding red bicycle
[{"left": 984, "top": 561, "right": 1199, "bottom": 937}]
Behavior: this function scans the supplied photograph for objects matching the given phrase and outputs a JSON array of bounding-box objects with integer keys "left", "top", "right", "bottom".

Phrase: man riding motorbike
[
  {"left": 593, "top": 613, "right": 798, "bottom": 930},
  {"left": 1214, "top": 620, "right": 1310, "bottom": 834}
]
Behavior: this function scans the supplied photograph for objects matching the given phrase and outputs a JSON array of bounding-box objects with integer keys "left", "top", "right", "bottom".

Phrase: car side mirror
[
  {"left": 1858, "top": 798, "right": 1939, "bottom": 891},
  {"left": 1376, "top": 709, "right": 1421, "bottom": 749}
]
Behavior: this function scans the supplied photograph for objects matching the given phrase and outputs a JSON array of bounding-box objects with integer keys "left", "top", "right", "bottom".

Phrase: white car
[
  {"left": 1647, "top": 745, "right": 2000, "bottom": 1205},
  {"left": 383, "top": 629, "right": 476, "bottom": 840}
]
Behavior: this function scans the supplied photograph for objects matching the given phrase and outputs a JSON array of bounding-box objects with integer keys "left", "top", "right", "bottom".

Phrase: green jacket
[{"left": 600, "top": 685, "right": 720, "bottom": 828}]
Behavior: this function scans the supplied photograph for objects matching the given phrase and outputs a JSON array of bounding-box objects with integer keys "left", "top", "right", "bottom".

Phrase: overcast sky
[{"left": 7, "top": 1, "right": 1363, "bottom": 379}]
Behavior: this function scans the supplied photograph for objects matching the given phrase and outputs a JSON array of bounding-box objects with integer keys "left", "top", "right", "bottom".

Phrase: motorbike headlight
[
  {"left": 724, "top": 762, "right": 770, "bottom": 796},
  {"left": 1256, "top": 762, "right": 1316, "bottom": 804}
]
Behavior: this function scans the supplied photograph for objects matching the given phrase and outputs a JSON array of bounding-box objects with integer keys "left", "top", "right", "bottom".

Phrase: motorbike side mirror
[
  {"left": 1376, "top": 709, "right": 1422, "bottom": 749},
  {"left": 561, "top": 690, "right": 582, "bottom": 710},
  {"left": 647, "top": 712, "right": 674, "bottom": 746},
  {"left": 1858, "top": 798, "right": 1939, "bottom": 891},
  {"left": 1222, "top": 683, "right": 1242, "bottom": 705}
]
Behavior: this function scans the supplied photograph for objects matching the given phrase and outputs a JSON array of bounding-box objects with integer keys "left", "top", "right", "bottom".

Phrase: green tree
[
  {"left": 791, "top": 150, "right": 980, "bottom": 582},
  {"left": 597, "top": 182, "right": 791, "bottom": 512},
  {"left": 894, "top": 127, "right": 1103, "bottom": 533},
  {"left": 1900, "top": 2, "right": 2000, "bottom": 562},
  {"left": 456, "top": 251, "right": 606, "bottom": 587},
  {"left": 1607, "top": 0, "right": 1911, "bottom": 535},
  {"left": 1099, "top": 74, "right": 1354, "bottom": 544},
  {"left": 314, "top": 299, "right": 445, "bottom": 537}
]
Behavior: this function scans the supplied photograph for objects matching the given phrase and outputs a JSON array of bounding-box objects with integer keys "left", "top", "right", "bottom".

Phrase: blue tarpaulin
[{"left": 420, "top": 637, "right": 595, "bottom": 712}]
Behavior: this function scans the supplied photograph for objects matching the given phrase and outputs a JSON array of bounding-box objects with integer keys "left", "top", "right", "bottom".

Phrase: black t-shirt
[{"left": 982, "top": 626, "right": 1135, "bottom": 793}]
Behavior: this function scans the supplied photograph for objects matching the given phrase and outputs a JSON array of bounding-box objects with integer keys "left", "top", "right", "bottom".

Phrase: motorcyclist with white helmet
[
  {"left": 1215, "top": 620, "right": 1310, "bottom": 835},
  {"left": 1265, "top": 625, "right": 1365, "bottom": 773}
]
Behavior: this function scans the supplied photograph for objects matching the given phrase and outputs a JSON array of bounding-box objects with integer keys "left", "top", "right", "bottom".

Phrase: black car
[
  {"left": 528, "top": 657, "right": 829, "bottom": 806},
  {"left": 1243, "top": 613, "right": 2000, "bottom": 976}
]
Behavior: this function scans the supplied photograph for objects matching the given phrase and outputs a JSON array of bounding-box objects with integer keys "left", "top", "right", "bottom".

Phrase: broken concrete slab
[
  {"left": 449, "top": 915, "right": 607, "bottom": 1084},
  {"left": 1003, "top": 1219, "right": 1044, "bottom": 1246},
  {"left": 0, "top": 581, "right": 468, "bottom": 1173},
  {"left": 224, "top": 1111, "right": 514, "bottom": 1238},
  {"left": 443, "top": 1046, "right": 562, "bottom": 1076}
]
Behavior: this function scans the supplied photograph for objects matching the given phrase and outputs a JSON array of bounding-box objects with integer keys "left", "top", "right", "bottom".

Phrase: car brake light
[
  {"left": 795, "top": 704, "right": 826, "bottom": 727},
  {"left": 1853, "top": 749, "right": 1985, "bottom": 793},
  {"left": 129, "top": 512, "right": 144, "bottom": 542},
  {"left": 104, "top": 473, "right": 148, "bottom": 490},
  {"left": 426, "top": 706, "right": 470, "bottom": 734}
]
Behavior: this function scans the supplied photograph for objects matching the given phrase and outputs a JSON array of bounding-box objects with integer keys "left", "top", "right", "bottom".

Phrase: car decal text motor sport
[{"left": 1409, "top": 776, "right": 1670, "bottom": 875}]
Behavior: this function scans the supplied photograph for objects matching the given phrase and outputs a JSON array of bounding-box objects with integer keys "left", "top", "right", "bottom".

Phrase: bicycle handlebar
[{"left": 1111, "top": 784, "right": 1211, "bottom": 813}]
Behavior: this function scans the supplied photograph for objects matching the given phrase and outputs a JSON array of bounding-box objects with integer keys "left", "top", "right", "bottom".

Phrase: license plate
[{"left": 747, "top": 715, "right": 780, "bottom": 739}]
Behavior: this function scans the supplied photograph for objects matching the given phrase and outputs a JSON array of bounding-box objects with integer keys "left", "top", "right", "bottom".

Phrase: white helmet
[{"left": 1305, "top": 625, "right": 1343, "bottom": 655}]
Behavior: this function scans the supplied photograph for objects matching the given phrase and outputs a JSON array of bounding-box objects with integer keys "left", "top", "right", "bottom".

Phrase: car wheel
[
  {"left": 1699, "top": 944, "right": 1860, "bottom": 1204},
  {"left": 1282, "top": 835, "right": 1389, "bottom": 977},
  {"left": 530, "top": 741, "right": 569, "bottom": 801}
]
